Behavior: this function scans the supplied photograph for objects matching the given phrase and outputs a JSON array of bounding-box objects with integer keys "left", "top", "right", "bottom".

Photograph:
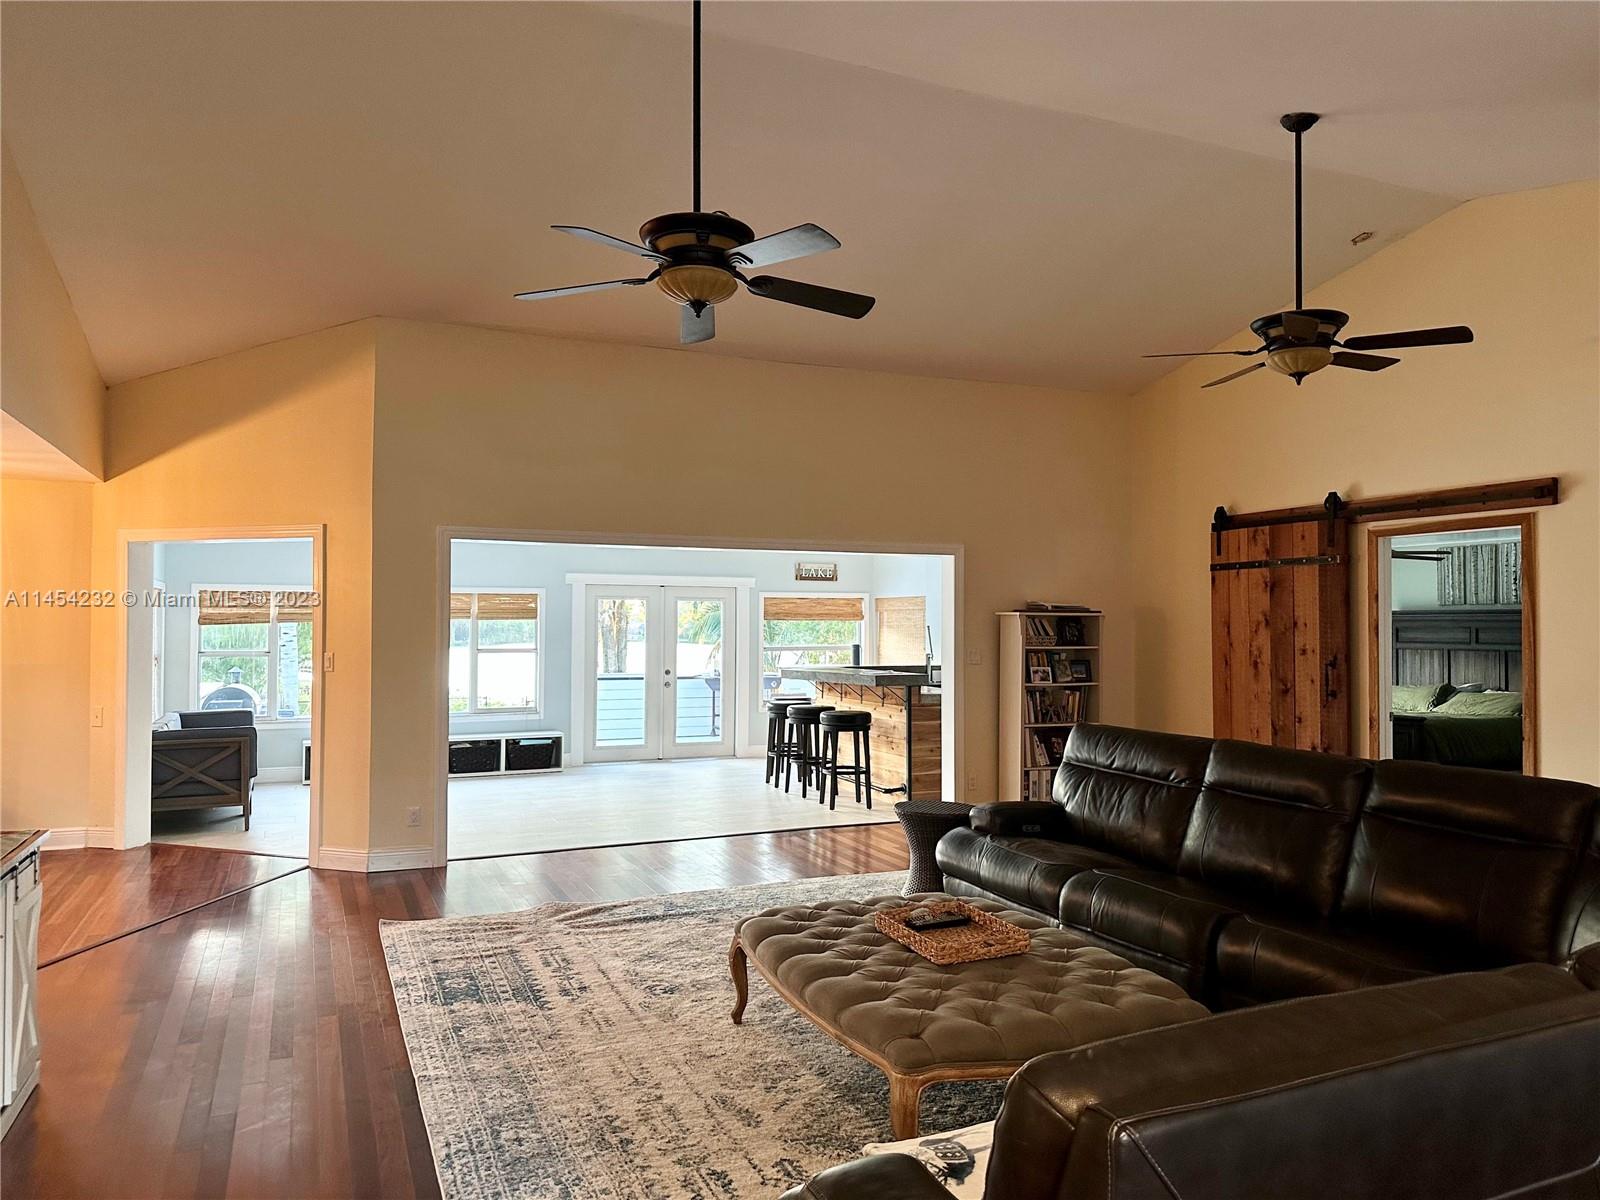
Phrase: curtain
[{"left": 1436, "top": 543, "right": 1520, "bottom": 606}]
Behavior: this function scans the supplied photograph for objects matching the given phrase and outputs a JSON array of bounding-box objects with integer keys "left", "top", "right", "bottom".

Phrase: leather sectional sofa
[
  {"left": 783, "top": 948, "right": 1600, "bottom": 1199},
  {"left": 936, "top": 724, "right": 1600, "bottom": 1006}
]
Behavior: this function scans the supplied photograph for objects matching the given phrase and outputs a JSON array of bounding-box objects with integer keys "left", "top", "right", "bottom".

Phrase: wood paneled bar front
[{"left": 780, "top": 667, "right": 943, "bottom": 801}]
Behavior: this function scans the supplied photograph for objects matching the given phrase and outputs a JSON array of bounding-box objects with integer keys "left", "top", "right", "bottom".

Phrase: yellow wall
[
  {"left": 0, "top": 478, "right": 96, "bottom": 830},
  {"left": 89, "top": 322, "right": 378, "bottom": 848},
  {"left": 0, "top": 145, "right": 105, "bottom": 478},
  {"left": 365, "top": 317, "right": 1135, "bottom": 850},
  {"left": 1129, "top": 181, "right": 1600, "bottom": 782}
]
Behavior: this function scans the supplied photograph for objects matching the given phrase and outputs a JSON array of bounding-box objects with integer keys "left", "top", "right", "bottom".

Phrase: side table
[{"left": 893, "top": 800, "right": 974, "bottom": 895}]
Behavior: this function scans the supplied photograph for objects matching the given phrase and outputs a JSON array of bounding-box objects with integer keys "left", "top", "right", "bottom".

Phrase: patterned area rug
[{"left": 381, "top": 872, "right": 1005, "bottom": 1199}]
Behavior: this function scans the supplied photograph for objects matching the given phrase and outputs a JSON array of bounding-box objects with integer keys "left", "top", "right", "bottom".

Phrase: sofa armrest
[
  {"left": 968, "top": 802, "right": 1066, "bottom": 839},
  {"left": 779, "top": 1154, "right": 950, "bottom": 1200},
  {"left": 1569, "top": 941, "right": 1600, "bottom": 990},
  {"left": 985, "top": 963, "right": 1599, "bottom": 1200}
]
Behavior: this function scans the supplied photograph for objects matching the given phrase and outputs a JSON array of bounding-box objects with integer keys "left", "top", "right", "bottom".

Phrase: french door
[{"left": 585, "top": 585, "right": 737, "bottom": 762}]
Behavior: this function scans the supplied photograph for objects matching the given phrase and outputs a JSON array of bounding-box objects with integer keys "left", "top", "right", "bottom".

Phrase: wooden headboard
[{"left": 1392, "top": 606, "right": 1522, "bottom": 692}]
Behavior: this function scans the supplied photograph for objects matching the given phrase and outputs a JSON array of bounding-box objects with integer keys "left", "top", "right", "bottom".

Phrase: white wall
[
  {"left": 155, "top": 537, "right": 314, "bottom": 773},
  {"left": 448, "top": 539, "right": 947, "bottom": 748}
]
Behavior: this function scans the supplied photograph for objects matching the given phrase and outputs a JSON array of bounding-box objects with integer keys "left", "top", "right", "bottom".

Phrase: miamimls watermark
[{"left": 3, "top": 589, "right": 322, "bottom": 609}]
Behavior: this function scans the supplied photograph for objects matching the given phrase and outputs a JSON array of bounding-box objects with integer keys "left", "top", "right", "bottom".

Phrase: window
[
  {"left": 194, "top": 588, "right": 314, "bottom": 721},
  {"left": 450, "top": 590, "right": 543, "bottom": 714},
  {"left": 760, "top": 595, "right": 864, "bottom": 702}
]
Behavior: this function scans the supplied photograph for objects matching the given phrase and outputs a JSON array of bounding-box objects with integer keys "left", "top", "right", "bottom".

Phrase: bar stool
[
  {"left": 783, "top": 704, "right": 834, "bottom": 798},
  {"left": 819, "top": 709, "right": 873, "bottom": 810},
  {"left": 764, "top": 696, "right": 810, "bottom": 786}
]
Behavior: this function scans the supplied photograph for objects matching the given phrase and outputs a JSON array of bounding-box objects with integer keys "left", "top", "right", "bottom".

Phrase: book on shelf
[
  {"left": 1025, "top": 688, "right": 1083, "bottom": 724},
  {"left": 1022, "top": 614, "right": 1089, "bottom": 646},
  {"left": 1023, "top": 602, "right": 1095, "bottom": 613}
]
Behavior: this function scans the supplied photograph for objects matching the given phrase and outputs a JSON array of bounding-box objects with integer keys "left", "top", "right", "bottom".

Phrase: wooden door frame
[{"left": 1364, "top": 512, "right": 1537, "bottom": 774}]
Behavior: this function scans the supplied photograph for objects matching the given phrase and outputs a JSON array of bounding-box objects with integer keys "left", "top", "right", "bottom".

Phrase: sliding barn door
[{"left": 1211, "top": 515, "right": 1350, "bottom": 753}]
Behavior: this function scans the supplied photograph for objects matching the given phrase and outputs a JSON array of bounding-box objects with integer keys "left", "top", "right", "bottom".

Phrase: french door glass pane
[
  {"left": 595, "top": 597, "right": 647, "bottom": 746},
  {"left": 675, "top": 598, "right": 724, "bottom": 743}
]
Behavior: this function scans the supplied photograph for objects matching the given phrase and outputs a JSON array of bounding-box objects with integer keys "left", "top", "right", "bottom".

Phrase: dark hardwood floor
[
  {"left": 3, "top": 825, "right": 909, "bottom": 1199},
  {"left": 39, "top": 843, "right": 306, "bottom": 965}
]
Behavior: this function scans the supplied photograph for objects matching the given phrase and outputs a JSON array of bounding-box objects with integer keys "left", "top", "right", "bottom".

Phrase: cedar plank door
[{"left": 1211, "top": 515, "right": 1350, "bottom": 753}]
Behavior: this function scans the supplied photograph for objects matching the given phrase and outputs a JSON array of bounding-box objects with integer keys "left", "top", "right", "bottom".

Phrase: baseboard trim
[
  {"left": 43, "top": 827, "right": 116, "bottom": 850},
  {"left": 315, "top": 845, "right": 436, "bottom": 873},
  {"left": 256, "top": 766, "right": 303, "bottom": 784}
]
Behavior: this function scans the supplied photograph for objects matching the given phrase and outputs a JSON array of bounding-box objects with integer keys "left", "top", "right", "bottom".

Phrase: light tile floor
[{"left": 149, "top": 758, "right": 897, "bottom": 860}]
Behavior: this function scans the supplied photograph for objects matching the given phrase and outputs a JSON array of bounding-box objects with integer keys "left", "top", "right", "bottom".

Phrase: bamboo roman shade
[
  {"left": 875, "top": 595, "right": 927, "bottom": 663},
  {"left": 762, "top": 596, "right": 864, "bottom": 622},
  {"left": 451, "top": 592, "right": 539, "bottom": 620},
  {"left": 197, "top": 589, "right": 314, "bottom": 625}
]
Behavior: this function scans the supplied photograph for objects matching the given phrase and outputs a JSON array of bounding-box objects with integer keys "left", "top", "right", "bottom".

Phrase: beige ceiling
[{"left": 3, "top": 2, "right": 1595, "bottom": 392}]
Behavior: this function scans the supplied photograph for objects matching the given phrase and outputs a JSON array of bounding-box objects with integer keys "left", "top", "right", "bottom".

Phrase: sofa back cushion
[
  {"left": 1342, "top": 761, "right": 1597, "bottom": 963},
  {"left": 1179, "top": 740, "right": 1370, "bottom": 916},
  {"left": 1052, "top": 725, "right": 1213, "bottom": 869},
  {"left": 181, "top": 709, "right": 255, "bottom": 729}
]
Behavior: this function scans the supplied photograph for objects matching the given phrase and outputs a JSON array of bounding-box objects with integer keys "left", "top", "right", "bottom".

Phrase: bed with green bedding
[{"left": 1390, "top": 687, "right": 1523, "bottom": 771}]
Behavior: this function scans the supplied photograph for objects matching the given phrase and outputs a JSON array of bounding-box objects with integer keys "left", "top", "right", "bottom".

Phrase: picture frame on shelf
[
  {"left": 1029, "top": 666, "right": 1054, "bottom": 683},
  {"left": 1068, "top": 659, "right": 1093, "bottom": 682}
]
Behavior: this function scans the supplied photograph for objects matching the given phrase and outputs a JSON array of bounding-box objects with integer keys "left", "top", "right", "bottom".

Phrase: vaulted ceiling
[{"left": 3, "top": 1, "right": 1595, "bottom": 390}]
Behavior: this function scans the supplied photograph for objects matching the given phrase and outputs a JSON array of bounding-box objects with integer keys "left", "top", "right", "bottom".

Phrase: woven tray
[{"left": 874, "top": 900, "right": 1031, "bottom": 965}]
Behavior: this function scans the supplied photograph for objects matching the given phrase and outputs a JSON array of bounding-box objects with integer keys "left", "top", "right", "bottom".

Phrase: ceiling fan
[
  {"left": 1146, "top": 113, "right": 1473, "bottom": 388},
  {"left": 512, "top": 0, "right": 874, "bottom": 345}
]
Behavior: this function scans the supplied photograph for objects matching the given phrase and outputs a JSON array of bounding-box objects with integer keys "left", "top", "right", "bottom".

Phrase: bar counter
[{"left": 780, "top": 666, "right": 943, "bottom": 800}]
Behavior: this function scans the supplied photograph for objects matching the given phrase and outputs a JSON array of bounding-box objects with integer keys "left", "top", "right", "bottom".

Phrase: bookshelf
[{"left": 997, "top": 608, "right": 1102, "bottom": 802}]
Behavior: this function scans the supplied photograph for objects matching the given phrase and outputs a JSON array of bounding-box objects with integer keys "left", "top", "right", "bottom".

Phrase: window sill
[{"left": 450, "top": 711, "right": 543, "bottom": 723}]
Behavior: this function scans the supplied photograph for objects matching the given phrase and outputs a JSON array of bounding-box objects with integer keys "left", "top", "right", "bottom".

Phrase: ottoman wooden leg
[
  {"left": 888, "top": 1072, "right": 925, "bottom": 1140},
  {"left": 729, "top": 936, "right": 749, "bottom": 1024}
]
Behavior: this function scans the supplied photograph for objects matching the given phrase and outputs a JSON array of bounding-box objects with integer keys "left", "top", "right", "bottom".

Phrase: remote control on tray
[{"left": 904, "top": 909, "right": 973, "bottom": 931}]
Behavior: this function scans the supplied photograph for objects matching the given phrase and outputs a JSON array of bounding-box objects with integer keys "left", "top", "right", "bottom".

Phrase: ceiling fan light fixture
[
  {"left": 1266, "top": 344, "right": 1333, "bottom": 379},
  {"left": 655, "top": 264, "right": 739, "bottom": 306}
]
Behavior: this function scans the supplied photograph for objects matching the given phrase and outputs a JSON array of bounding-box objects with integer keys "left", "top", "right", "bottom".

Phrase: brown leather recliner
[
  {"left": 936, "top": 724, "right": 1600, "bottom": 1005},
  {"left": 782, "top": 952, "right": 1600, "bottom": 1199}
]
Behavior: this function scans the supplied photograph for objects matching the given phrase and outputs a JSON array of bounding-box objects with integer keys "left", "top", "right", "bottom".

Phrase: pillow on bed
[
  {"left": 1434, "top": 689, "right": 1522, "bottom": 717},
  {"left": 1392, "top": 684, "right": 1452, "bottom": 714}
]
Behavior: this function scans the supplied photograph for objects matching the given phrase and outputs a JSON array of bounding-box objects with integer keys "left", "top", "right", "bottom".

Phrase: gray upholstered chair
[{"left": 151, "top": 710, "right": 258, "bottom": 828}]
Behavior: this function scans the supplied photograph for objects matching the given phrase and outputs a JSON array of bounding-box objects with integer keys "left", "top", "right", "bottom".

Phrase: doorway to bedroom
[{"left": 1369, "top": 515, "right": 1535, "bottom": 774}]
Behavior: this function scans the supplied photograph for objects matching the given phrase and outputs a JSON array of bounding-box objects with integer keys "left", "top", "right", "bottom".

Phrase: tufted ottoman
[{"left": 729, "top": 894, "right": 1209, "bottom": 1138}]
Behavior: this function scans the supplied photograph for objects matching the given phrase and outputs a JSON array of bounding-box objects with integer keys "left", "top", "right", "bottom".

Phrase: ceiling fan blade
[
  {"left": 1330, "top": 351, "right": 1400, "bottom": 372},
  {"left": 680, "top": 304, "right": 715, "bottom": 345},
  {"left": 551, "top": 225, "right": 667, "bottom": 262},
  {"left": 729, "top": 223, "right": 840, "bottom": 269},
  {"left": 513, "top": 277, "right": 651, "bottom": 301},
  {"left": 1202, "top": 362, "right": 1267, "bottom": 389},
  {"left": 1340, "top": 325, "right": 1474, "bottom": 352},
  {"left": 745, "top": 275, "right": 874, "bottom": 318},
  {"left": 1280, "top": 312, "right": 1320, "bottom": 340},
  {"left": 1143, "top": 349, "right": 1262, "bottom": 359}
]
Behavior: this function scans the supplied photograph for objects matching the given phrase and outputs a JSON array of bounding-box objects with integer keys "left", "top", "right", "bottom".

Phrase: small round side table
[{"left": 893, "top": 800, "right": 975, "bottom": 896}]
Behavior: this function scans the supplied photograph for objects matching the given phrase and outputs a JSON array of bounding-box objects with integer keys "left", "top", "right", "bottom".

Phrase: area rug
[{"left": 381, "top": 872, "right": 1005, "bottom": 1199}]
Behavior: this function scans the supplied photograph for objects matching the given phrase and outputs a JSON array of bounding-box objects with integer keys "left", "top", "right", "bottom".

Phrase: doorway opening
[
  {"left": 440, "top": 536, "right": 958, "bottom": 860},
  {"left": 1368, "top": 514, "right": 1535, "bottom": 773},
  {"left": 117, "top": 530, "right": 324, "bottom": 860}
]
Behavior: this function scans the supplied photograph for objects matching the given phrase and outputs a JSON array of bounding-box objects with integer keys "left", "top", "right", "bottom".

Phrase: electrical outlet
[
  {"left": 91, "top": 705, "right": 104, "bottom": 728},
  {"left": 323, "top": 651, "right": 336, "bottom": 671},
  {"left": 406, "top": 806, "right": 422, "bottom": 828},
  {"left": 966, "top": 770, "right": 977, "bottom": 793},
  {"left": 965, "top": 648, "right": 981, "bottom": 665}
]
